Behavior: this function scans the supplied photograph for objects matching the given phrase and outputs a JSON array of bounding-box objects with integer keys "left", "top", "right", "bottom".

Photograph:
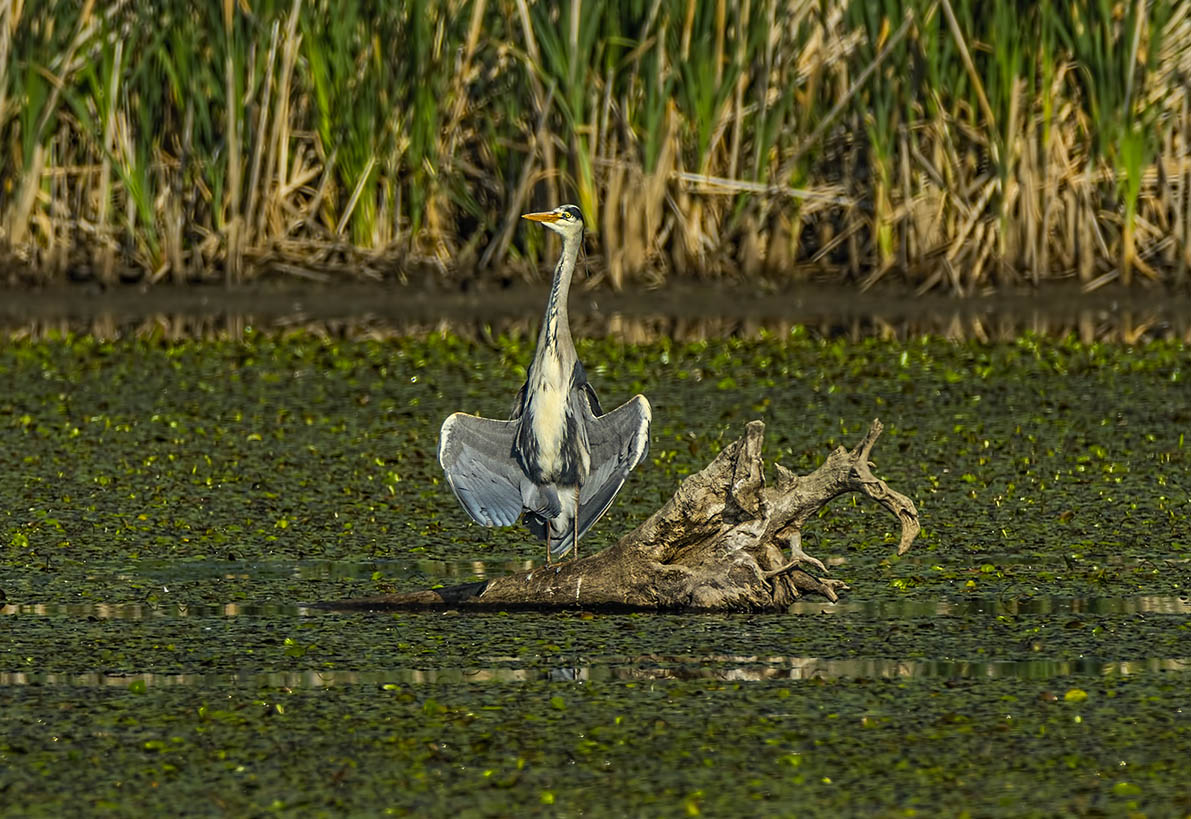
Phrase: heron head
[{"left": 521, "top": 204, "right": 585, "bottom": 240}]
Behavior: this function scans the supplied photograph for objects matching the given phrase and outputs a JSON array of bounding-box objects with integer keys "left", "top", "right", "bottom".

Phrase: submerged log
[{"left": 328, "top": 419, "right": 919, "bottom": 612}]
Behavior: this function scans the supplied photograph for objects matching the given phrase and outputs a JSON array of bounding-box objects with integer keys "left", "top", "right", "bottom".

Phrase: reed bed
[{"left": 1, "top": 0, "right": 1189, "bottom": 293}]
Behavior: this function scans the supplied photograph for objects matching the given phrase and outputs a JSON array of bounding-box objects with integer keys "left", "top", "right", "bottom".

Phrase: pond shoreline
[{"left": 4, "top": 280, "right": 1191, "bottom": 343}]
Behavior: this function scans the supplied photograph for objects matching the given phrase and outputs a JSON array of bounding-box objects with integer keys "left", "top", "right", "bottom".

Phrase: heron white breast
[{"left": 529, "top": 382, "right": 567, "bottom": 474}]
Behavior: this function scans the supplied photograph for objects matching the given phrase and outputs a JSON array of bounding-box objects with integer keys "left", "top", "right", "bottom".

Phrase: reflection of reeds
[
  {"left": 1, "top": 1, "right": 1189, "bottom": 292},
  {"left": 5, "top": 307, "right": 1189, "bottom": 345}
]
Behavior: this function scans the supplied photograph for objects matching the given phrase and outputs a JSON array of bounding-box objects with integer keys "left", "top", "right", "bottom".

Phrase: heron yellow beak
[{"left": 521, "top": 210, "right": 563, "bottom": 223}]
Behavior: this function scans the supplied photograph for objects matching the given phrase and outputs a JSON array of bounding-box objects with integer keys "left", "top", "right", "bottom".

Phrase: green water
[{"left": 2, "top": 331, "right": 1189, "bottom": 816}]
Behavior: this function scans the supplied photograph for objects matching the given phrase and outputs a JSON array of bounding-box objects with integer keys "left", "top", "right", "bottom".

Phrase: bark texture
[{"left": 327, "top": 418, "right": 919, "bottom": 612}]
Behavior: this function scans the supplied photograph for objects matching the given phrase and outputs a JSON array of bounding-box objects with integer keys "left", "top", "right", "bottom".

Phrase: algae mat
[{"left": 1, "top": 331, "right": 1190, "bottom": 816}]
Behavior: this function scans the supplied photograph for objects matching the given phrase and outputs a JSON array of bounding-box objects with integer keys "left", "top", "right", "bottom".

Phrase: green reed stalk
[
  {"left": 302, "top": 3, "right": 383, "bottom": 244},
  {"left": 66, "top": 30, "right": 120, "bottom": 278},
  {"left": 670, "top": 0, "right": 739, "bottom": 174},
  {"left": 222, "top": 0, "right": 244, "bottom": 280},
  {"left": 528, "top": 0, "right": 605, "bottom": 228},
  {"left": 1056, "top": 0, "right": 1170, "bottom": 284},
  {"left": 0, "top": 0, "right": 14, "bottom": 149},
  {"left": 4, "top": 1, "right": 98, "bottom": 247},
  {"left": 847, "top": 0, "right": 912, "bottom": 269},
  {"left": 986, "top": 0, "right": 1028, "bottom": 260}
]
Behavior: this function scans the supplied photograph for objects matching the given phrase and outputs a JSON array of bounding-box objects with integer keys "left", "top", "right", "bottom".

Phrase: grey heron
[{"left": 438, "top": 204, "right": 652, "bottom": 563}]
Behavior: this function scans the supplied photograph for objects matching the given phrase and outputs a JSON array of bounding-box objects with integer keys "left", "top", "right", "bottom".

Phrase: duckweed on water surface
[
  {"left": 3, "top": 677, "right": 1191, "bottom": 817},
  {"left": 1, "top": 330, "right": 1190, "bottom": 815}
]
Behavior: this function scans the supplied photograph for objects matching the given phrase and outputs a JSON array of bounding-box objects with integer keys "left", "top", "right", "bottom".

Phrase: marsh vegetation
[{"left": 3, "top": 0, "right": 1190, "bottom": 292}]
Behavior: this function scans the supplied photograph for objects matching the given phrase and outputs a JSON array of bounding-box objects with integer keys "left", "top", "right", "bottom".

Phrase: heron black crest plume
[{"left": 438, "top": 204, "right": 652, "bottom": 563}]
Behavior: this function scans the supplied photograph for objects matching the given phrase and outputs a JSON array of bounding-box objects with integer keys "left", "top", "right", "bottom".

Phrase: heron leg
[
  {"left": 546, "top": 527, "right": 553, "bottom": 566},
  {"left": 572, "top": 487, "right": 580, "bottom": 562}
]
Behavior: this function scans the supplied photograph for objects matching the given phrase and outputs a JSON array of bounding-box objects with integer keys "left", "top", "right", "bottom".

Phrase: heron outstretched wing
[
  {"left": 573, "top": 360, "right": 604, "bottom": 416},
  {"left": 438, "top": 412, "right": 523, "bottom": 527},
  {"left": 570, "top": 394, "right": 652, "bottom": 547},
  {"left": 579, "top": 380, "right": 604, "bottom": 416}
]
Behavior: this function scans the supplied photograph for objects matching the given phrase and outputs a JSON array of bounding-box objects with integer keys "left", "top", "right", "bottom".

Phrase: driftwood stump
[{"left": 329, "top": 419, "right": 918, "bottom": 612}]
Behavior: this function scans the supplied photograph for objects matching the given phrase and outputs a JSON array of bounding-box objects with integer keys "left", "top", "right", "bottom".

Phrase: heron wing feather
[
  {"left": 572, "top": 394, "right": 652, "bottom": 543},
  {"left": 438, "top": 412, "right": 524, "bottom": 527},
  {"left": 580, "top": 381, "right": 604, "bottom": 416},
  {"left": 572, "top": 361, "right": 604, "bottom": 416}
]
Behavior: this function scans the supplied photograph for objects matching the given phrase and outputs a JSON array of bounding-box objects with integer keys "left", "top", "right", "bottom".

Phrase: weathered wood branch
[{"left": 326, "top": 419, "right": 919, "bottom": 612}]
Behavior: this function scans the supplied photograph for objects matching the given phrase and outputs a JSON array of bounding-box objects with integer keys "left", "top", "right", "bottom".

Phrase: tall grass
[{"left": 1, "top": 0, "right": 1188, "bottom": 293}]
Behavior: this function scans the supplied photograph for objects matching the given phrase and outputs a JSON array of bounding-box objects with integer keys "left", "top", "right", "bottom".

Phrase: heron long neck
[{"left": 534, "top": 231, "right": 581, "bottom": 369}]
